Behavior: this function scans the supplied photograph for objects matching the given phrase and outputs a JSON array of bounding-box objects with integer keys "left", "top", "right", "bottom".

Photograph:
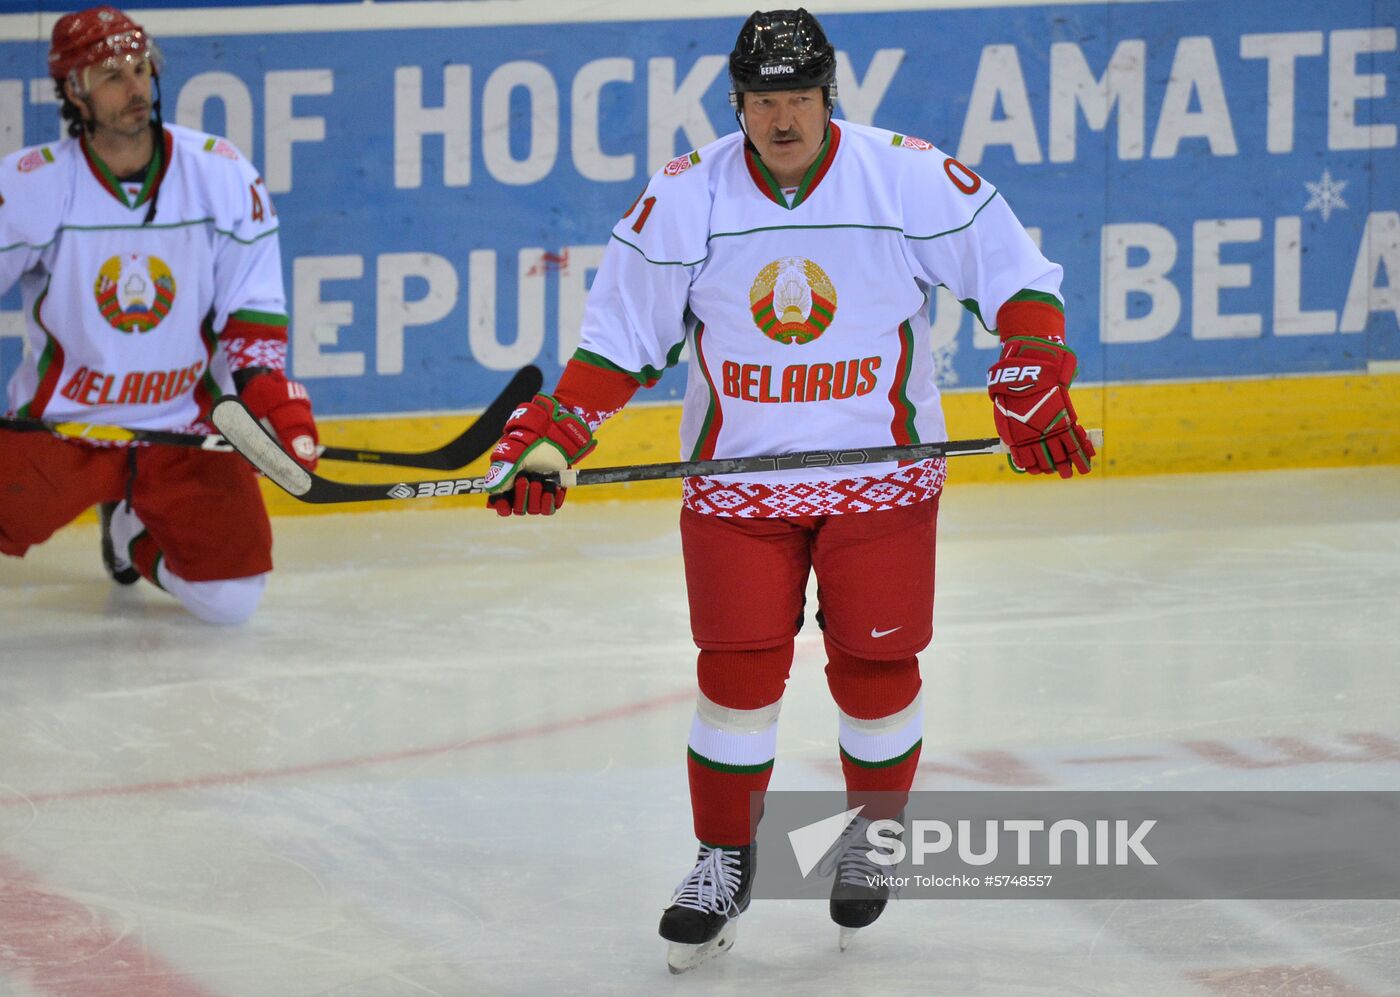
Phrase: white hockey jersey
[
  {"left": 576, "top": 120, "right": 1063, "bottom": 515},
  {"left": 0, "top": 125, "right": 288, "bottom": 431}
]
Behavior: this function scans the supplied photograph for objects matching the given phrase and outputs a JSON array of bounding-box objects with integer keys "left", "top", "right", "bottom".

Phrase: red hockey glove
[
  {"left": 986, "top": 336, "right": 1094, "bottom": 478},
  {"left": 483, "top": 394, "right": 596, "bottom": 517},
  {"left": 239, "top": 370, "right": 320, "bottom": 470}
]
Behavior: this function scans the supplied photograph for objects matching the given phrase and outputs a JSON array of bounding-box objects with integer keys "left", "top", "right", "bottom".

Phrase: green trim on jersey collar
[
  {"left": 81, "top": 130, "right": 163, "bottom": 211},
  {"left": 744, "top": 123, "right": 839, "bottom": 210}
]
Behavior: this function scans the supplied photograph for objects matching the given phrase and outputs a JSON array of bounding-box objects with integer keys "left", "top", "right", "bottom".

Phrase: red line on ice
[
  {"left": 0, "top": 853, "right": 215, "bottom": 997},
  {"left": 0, "top": 688, "right": 692, "bottom": 995},
  {"left": 0, "top": 688, "right": 693, "bottom": 808}
]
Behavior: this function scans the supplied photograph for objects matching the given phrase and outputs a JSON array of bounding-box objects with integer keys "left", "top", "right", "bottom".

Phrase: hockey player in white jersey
[
  {"left": 483, "top": 7, "right": 1094, "bottom": 971},
  {"left": 0, "top": 6, "right": 318, "bottom": 624}
]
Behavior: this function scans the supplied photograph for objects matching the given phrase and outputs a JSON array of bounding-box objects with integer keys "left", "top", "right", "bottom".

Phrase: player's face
[
  {"left": 742, "top": 87, "right": 829, "bottom": 186},
  {"left": 70, "top": 57, "right": 154, "bottom": 140}
]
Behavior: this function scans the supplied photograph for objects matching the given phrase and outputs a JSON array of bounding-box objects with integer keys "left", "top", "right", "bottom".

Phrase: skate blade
[
  {"left": 666, "top": 919, "right": 739, "bottom": 974},
  {"left": 838, "top": 926, "right": 861, "bottom": 952}
]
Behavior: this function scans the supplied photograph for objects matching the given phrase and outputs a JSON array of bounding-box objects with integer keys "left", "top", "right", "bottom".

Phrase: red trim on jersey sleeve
[
  {"left": 996, "top": 295, "right": 1065, "bottom": 340},
  {"left": 553, "top": 356, "right": 641, "bottom": 427},
  {"left": 221, "top": 311, "right": 289, "bottom": 373}
]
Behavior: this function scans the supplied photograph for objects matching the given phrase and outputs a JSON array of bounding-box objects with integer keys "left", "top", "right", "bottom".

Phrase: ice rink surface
[{"left": 2, "top": 465, "right": 1398, "bottom": 996}]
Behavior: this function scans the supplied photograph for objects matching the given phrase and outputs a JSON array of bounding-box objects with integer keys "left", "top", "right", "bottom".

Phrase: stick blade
[
  {"left": 428, "top": 364, "right": 543, "bottom": 469},
  {"left": 315, "top": 364, "right": 545, "bottom": 470},
  {"left": 211, "top": 398, "right": 314, "bottom": 497}
]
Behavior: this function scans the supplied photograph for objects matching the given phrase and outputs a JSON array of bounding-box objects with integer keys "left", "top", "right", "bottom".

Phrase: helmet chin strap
[
  {"left": 142, "top": 70, "right": 163, "bottom": 225},
  {"left": 735, "top": 105, "right": 758, "bottom": 155}
]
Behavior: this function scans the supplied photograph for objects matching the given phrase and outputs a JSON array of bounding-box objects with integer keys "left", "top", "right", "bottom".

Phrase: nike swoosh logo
[{"left": 870, "top": 626, "right": 902, "bottom": 639}]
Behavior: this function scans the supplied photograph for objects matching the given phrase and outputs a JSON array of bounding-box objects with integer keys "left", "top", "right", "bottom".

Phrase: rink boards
[
  {"left": 0, "top": 0, "right": 1397, "bottom": 513},
  {"left": 257, "top": 369, "right": 1400, "bottom": 516}
]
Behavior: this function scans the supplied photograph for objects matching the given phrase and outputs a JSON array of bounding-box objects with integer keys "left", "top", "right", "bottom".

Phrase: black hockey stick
[
  {"left": 0, "top": 365, "right": 541, "bottom": 470},
  {"left": 313, "top": 363, "right": 541, "bottom": 469},
  {"left": 209, "top": 399, "right": 1105, "bottom": 505},
  {"left": 0, "top": 413, "right": 243, "bottom": 453}
]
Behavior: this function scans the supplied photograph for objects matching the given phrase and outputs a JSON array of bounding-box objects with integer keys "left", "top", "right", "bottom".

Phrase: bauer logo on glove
[
  {"left": 986, "top": 364, "right": 1043, "bottom": 387},
  {"left": 986, "top": 336, "right": 1094, "bottom": 478}
]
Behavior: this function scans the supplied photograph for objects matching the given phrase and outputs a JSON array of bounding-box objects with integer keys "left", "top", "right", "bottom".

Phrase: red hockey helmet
[{"left": 49, "top": 6, "right": 161, "bottom": 86}]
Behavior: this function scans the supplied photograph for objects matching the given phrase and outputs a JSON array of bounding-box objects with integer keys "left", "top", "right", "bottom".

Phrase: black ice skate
[
  {"left": 828, "top": 815, "right": 903, "bottom": 951},
  {"left": 658, "top": 843, "right": 753, "bottom": 974},
  {"left": 99, "top": 502, "right": 140, "bottom": 585}
]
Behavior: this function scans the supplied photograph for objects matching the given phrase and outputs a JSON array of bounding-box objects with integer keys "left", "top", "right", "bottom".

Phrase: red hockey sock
[
  {"left": 825, "top": 641, "right": 923, "bottom": 819},
  {"left": 687, "top": 645, "right": 794, "bottom": 846}
]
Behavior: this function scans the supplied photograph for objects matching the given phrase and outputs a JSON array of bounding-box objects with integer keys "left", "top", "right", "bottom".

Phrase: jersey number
[
  {"left": 622, "top": 193, "right": 656, "bottom": 233},
  {"left": 943, "top": 158, "right": 982, "bottom": 195},
  {"left": 250, "top": 178, "right": 277, "bottom": 222}
]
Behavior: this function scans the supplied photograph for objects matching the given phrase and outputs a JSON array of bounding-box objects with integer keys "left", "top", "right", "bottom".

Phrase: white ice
[{"left": 1, "top": 465, "right": 1398, "bottom": 996}]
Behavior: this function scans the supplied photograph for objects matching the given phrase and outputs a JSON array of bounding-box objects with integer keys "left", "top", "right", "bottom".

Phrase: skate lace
[
  {"left": 818, "top": 817, "right": 898, "bottom": 889},
  {"left": 836, "top": 836, "right": 887, "bottom": 887},
  {"left": 669, "top": 846, "right": 743, "bottom": 915}
]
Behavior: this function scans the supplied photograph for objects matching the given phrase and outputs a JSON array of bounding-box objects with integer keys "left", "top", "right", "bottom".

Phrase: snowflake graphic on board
[
  {"left": 933, "top": 338, "right": 959, "bottom": 387},
  {"left": 1303, "top": 168, "right": 1348, "bottom": 222}
]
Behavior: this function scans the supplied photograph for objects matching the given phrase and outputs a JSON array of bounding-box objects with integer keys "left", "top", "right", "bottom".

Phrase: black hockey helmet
[{"left": 729, "top": 8, "right": 837, "bottom": 104}]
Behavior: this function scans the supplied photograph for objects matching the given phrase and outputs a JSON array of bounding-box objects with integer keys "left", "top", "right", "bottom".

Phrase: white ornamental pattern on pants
[{"left": 682, "top": 459, "right": 946, "bottom": 517}]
